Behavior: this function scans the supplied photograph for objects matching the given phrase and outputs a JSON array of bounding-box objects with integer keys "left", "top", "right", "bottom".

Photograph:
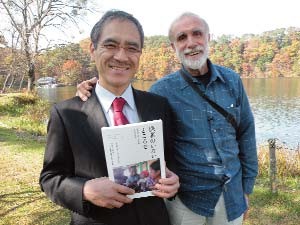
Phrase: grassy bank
[
  {"left": 0, "top": 126, "right": 69, "bottom": 225},
  {"left": 0, "top": 93, "right": 50, "bottom": 136},
  {"left": 0, "top": 93, "right": 299, "bottom": 224},
  {"left": 0, "top": 93, "right": 69, "bottom": 224}
]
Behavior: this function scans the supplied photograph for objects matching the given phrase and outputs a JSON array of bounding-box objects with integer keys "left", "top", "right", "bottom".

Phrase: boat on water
[{"left": 36, "top": 77, "right": 58, "bottom": 88}]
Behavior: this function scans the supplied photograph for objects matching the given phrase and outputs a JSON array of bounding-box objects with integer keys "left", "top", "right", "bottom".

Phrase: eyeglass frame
[{"left": 98, "top": 39, "right": 142, "bottom": 56}]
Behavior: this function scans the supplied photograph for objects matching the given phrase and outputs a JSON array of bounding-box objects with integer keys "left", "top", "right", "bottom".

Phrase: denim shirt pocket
[{"left": 226, "top": 103, "right": 241, "bottom": 128}]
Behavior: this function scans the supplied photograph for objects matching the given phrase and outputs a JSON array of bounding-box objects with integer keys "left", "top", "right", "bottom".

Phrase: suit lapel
[
  {"left": 81, "top": 89, "right": 108, "bottom": 149},
  {"left": 133, "top": 88, "right": 151, "bottom": 122},
  {"left": 81, "top": 88, "right": 151, "bottom": 138}
]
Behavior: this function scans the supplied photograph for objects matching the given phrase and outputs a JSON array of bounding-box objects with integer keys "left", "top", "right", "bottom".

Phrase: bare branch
[{"left": 0, "top": 0, "right": 91, "bottom": 91}]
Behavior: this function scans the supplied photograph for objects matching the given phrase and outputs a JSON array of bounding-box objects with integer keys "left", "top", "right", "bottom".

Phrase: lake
[{"left": 37, "top": 78, "right": 300, "bottom": 148}]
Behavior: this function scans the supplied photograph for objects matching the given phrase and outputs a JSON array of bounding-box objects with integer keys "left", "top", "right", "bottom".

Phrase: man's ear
[
  {"left": 171, "top": 42, "right": 176, "bottom": 52},
  {"left": 90, "top": 42, "right": 95, "bottom": 61}
]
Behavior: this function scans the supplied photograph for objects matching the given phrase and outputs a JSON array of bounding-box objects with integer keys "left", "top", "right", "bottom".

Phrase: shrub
[
  {"left": 258, "top": 142, "right": 300, "bottom": 178},
  {"left": 13, "top": 93, "right": 38, "bottom": 105},
  {"left": 0, "top": 93, "right": 50, "bottom": 136}
]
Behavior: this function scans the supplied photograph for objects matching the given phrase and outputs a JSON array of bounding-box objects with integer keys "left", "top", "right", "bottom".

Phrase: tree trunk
[
  {"left": 2, "top": 72, "right": 12, "bottom": 93},
  {"left": 19, "top": 73, "right": 25, "bottom": 90},
  {"left": 8, "top": 76, "right": 15, "bottom": 89},
  {"left": 27, "top": 62, "right": 35, "bottom": 91}
]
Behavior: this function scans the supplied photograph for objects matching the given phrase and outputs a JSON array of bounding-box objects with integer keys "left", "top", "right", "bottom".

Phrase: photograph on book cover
[
  {"left": 101, "top": 120, "right": 166, "bottom": 198},
  {"left": 113, "top": 158, "right": 162, "bottom": 198}
]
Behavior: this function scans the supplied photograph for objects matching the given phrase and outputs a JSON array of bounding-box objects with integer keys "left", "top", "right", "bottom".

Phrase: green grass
[
  {"left": 0, "top": 93, "right": 69, "bottom": 224},
  {"left": 244, "top": 178, "right": 300, "bottom": 225},
  {"left": 0, "top": 126, "right": 70, "bottom": 225},
  {"left": 0, "top": 93, "right": 50, "bottom": 136}
]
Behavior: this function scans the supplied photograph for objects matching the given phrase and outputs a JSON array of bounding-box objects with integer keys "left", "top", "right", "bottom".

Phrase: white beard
[{"left": 176, "top": 46, "right": 209, "bottom": 70}]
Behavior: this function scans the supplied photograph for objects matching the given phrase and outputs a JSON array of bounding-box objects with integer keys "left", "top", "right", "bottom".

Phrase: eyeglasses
[{"left": 99, "top": 43, "right": 141, "bottom": 56}]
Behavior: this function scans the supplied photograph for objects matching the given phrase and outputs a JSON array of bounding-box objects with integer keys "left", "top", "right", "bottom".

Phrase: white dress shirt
[{"left": 95, "top": 83, "right": 140, "bottom": 126}]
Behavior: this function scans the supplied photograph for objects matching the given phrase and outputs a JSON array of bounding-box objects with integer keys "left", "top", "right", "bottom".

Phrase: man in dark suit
[{"left": 39, "top": 10, "right": 179, "bottom": 225}]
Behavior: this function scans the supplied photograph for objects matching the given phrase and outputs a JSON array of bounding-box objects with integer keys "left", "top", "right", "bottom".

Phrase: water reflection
[
  {"left": 37, "top": 78, "right": 300, "bottom": 147},
  {"left": 36, "top": 86, "right": 76, "bottom": 104},
  {"left": 243, "top": 78, "right": 300, "bottom": 147}
]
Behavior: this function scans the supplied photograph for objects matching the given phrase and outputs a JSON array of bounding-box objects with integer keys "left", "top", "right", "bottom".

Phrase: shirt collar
[
  {"left": 207, "top": 59, "right": 225, "bottom": 83},
  {"left": 95, "top": 83, "right": 136, "bottom": 113},
  {"left": 179, "top": 59, "right": 225, "bottom": 90}
]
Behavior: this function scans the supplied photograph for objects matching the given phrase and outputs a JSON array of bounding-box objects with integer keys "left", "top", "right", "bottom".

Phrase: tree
[
  {"left": 36, "top": 42, "right": 92, "bottom": 82},
  {"left": 0, "top": 28, "right": 26, "bottom": 91},
  {"left": 0, "top": 0, "right": 91, "bottom": 91},
  {"left": 270, "top": 52, "right": 292, "bottom": 77},
  {"left": 61, "top": 59, "right": 81, "bottom": 84}
]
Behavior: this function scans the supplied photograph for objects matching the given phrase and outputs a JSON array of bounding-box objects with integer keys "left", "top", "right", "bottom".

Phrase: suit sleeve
[{"left": 39, "top": 105, "right": 89, "bottom": 215}]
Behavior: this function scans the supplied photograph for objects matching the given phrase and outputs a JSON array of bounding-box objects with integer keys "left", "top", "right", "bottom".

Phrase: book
[{"left": 101, "top": 120, "right": 165, "bottom": 199}]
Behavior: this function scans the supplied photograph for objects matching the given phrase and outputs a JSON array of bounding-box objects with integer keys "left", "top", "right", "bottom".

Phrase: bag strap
[{"left": 179, "top": 69, "right": 238, "bottom": 131}]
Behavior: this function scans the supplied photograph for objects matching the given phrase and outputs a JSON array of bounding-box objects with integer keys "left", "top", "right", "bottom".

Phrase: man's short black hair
[{"left": 90, "top": 9, "right": 144, "bottom": 49}]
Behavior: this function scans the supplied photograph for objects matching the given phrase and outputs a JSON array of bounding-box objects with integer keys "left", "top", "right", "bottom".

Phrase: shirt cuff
[{"left": 243, "top": 177, "right": 256, "bottom": 194}]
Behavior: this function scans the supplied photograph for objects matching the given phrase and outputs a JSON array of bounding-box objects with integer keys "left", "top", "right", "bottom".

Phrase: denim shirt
[{"left": 149, "top": 60, "right": 258, "bottom": 221}]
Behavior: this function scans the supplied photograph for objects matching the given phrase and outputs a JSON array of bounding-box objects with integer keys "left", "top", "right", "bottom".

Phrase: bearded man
[{"left": 149, "top": 12, "right": 258, "bottom": 225}]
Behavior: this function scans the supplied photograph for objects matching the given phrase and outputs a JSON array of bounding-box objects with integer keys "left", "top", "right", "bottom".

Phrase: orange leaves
[{"left": 62, "top": 59, "right": 81, "bottom": 71}]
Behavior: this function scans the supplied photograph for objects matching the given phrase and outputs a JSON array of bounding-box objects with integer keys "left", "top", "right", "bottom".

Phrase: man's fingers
[
  {"left": 152, "top": 189, "right": 176, "bottom": 198},
  {"left": 89, "top": 77, "right": 98, "bottom": 84},
  {"left": 115, "top": 183, "right": 135, "bottom": 195},
  {"left": 79, "top": 89, "right": 91, "bottom": 96},
  {"left": 102, "top": 202, "right": 115, "bottom": 209},
  {"left": 158, "top": 171, "right": 179, "bottom": 189},
  {"left": 84, "top": 77, "right": 97, "bottom": 90},
  {"left": 84, "top": 78, "right": 95, "bottom": 90},
  {"left": 76, "top": 77, "right": 97, "bottom": 101},
  {"left": 76, "top": 91, "right": 88, "bottom": 101},
  {"left": 153, "top": 169, "right": 179, "bottom": 199},
  {"left": 105, "top": 184, "right": 133, "bottom": 205},
  {"left": 243, "top": 208, "right": 249, "bottom": 221},
  {"left": 152, "top": 182, "right": 178, "bottom": 198},
  {"left": 155, "top": 183, "right": 178, "bottom": 193},
  {"left": 110, "top": 199, "right": 125, "bottom": 208},
  {"left": 113, "top": 192, "right": 133, "bottom": 204},
  {"left": 160, "top": 168, "right": 179, "bottom": 184},
  {"left": 84, "top": 83, "right": 93, "bottom": 90},
  {"left": 81, "top": 88, "right": 91, "bottom": 97},
  {"left": 159, "top": 175, "right": 179, "bottom": 185}
]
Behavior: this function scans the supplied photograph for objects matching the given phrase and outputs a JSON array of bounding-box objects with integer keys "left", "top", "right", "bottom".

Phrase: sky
[
  {"left": 1, "top": 0, "right": 299, "bottom": 46},
  {"left": 71, "top": 0, "right": 300, "bottom": 42}
]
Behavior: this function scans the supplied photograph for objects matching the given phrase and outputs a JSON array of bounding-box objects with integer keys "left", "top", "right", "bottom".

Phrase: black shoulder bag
[{"left": 179, "top": 69, "right": 238, "bottom": 131}]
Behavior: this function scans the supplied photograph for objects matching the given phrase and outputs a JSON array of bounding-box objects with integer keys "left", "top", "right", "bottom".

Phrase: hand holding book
[
  {"left": 101, "top": 120, "right": 176, "bottom": 199},
  {"left": 83, "top": 177, "right": 134, "bottom": 209},
  {"left": 152, "top": 167, "right": 179, "bottom": 198}
]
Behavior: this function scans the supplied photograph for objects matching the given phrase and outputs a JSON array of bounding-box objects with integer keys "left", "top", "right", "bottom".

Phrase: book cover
[{"left": 101, "top": 120, "right": 165, "bottom": 198}]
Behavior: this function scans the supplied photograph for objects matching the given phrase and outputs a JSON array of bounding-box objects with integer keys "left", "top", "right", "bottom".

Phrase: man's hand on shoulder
[
  {"left": 76, "top": 77, "right": 97, "bottom": 101},
  {"left": 152, "top": 167, "right": 180, "bottom": 198},
  {"left": 83, "top": 177, "right": 134, "bottom": 209}
]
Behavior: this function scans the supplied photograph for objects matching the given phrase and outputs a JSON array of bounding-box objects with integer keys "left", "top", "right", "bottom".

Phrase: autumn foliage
[{"left": 1, "top": 27, "right": 300, "bottom": 89}]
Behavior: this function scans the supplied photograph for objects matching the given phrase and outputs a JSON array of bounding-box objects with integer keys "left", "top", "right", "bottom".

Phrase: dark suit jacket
[{"left": 40, "top": 88, "right": 176, "bottom": 225}]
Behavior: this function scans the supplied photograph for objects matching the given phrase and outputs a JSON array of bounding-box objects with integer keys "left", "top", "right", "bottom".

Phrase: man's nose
[
  {"left": 113, "top": 47, "right": 129, "bottom": 61},
  {"left": 186, "top": 36, "right": 198, "bottom": 48}
]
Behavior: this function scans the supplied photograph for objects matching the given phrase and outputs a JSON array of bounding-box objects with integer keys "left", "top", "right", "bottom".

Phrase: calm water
[{"left": 37, "top": 78, "right": 300, "bottom": 147}]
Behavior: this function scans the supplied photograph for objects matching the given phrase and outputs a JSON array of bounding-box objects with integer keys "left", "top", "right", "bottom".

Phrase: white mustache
[{"left": 183, "top": 46, "right": 204, "bottom": 54}]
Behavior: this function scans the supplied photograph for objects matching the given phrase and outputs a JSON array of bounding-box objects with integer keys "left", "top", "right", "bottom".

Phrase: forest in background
[{"left": 1, "top": 27, "right": 300, "bottom": 89}]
